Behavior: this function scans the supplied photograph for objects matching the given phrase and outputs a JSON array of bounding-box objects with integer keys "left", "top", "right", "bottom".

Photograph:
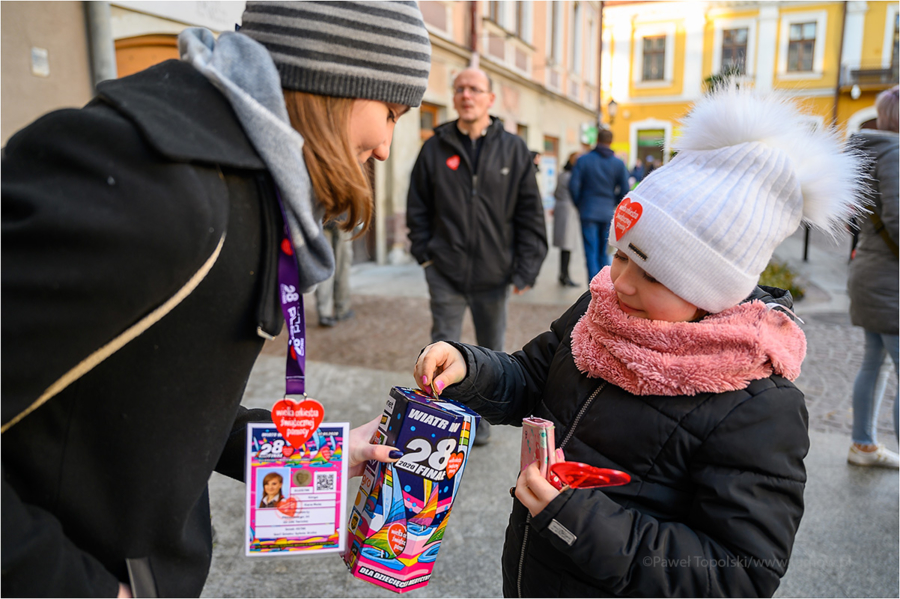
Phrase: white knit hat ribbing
[{"left": 609, "top": 87, "right": 866, "bottom": 313}]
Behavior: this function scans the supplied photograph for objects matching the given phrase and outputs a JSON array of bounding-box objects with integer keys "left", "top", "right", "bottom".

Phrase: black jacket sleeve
[
  {"left": 2, "top": 104, "right": 228, "bottom": 427},
  {"left": 511, "top": 156, "right": 548, "bottom": 289},
  {"left": 442, "top": 295, "right": 588, "bottom": 423},
  {"left": 530, "top": 382, "right": 808, "bottom": 597},
  {"left": 214, "top": 407, "right": 273, "bottom": 481},
  {"left": 406, "top": 143, "right": 434, "bottom": 265},
  {"left": 2, "top": 470, "right": 120, "bottom": 597}
]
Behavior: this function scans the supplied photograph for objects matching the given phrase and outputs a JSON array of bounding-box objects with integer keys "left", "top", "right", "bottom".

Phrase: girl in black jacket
[{"left": 414, "top": 88, "right": 865, "bottom": 597}]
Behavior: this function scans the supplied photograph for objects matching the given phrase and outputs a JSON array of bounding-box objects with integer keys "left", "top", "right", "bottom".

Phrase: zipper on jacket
[
  {"left": 517, "top": 514, "right": 531, "bottom": 598},
  {"left": 464, "top": 173, "right": 479, "bottom": 289},
  {"left": 516, "top": 381, "right": 607, "bottom": 597},
  {"left": 560, "top": 382, "right": 607, "bottom": 450}
]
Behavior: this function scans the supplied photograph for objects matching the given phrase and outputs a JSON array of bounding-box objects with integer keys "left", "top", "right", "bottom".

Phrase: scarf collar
[
  {"left": 178, "top": 28, "right": 333, "bottom": 293},
  {"left": 571, "top": 268, "right": 806, "bottom": 396}
]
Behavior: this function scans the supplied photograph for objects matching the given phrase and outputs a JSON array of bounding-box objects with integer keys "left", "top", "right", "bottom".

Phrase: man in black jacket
[{"left": 407, "top": 68, "right": 547, "bottom": 443}]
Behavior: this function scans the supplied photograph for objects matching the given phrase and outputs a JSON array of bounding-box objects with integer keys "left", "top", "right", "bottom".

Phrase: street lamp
[{"left": 607, "top": 98, "right": 618, "bottom": 125}]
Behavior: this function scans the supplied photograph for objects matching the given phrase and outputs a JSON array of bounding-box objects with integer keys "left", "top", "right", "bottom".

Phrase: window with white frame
[
  {"left": 777, "top": 11, "right": 827, "bottom": 78},
  {"left": 787, "top": 22, "right": 816, "bottom": 72},
  {"left": 633, "top": 23, "right": 675, "bottom": 85},
  {"left": 588, "top": 12, "right": 598, "bottom": 84},
  {"left": 642, "top": 36, "right": 665, "bottom": 80},
  {"left": 488, "top": 1, "right": 501, "bottom": 25},
  {"left": 712, "top": 17, "right": 756, "bottom": 78},
  {"left": 571, "top": 2, "right": 583, "bottom": 75},
  {"left": 550, "top": 1, "right": 562, "bottom": 64},
  {"left": 885, "top": 4, "right": 898, "bottom": 78},
  {"left": 722, "top": 28, "right": 748, "bottom": 74},
  {"left": 515, "top": 2, "right": 525, "bottom": 39}
]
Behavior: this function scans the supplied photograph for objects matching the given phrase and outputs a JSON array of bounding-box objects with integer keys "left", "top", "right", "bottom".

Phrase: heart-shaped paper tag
[
  {"left": 387, "top": 522, "right": 407, "bottom": 556},
  {"left": 277, "top": 496, "right": 299, "bottom": 517},
  {"left": 614, "top": 198, "right": 643, "bottom": 241},
  {"left": 446, "top": 155, "right": 460, "bottom": 170},
  {"left": 271, "top": 398, "right": 324, "bottom": 448},
  {"left": 446, "top": 452, "right": 464, "bottom": 479}
]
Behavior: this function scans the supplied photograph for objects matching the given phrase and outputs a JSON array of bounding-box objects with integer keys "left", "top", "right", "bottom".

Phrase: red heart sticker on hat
[
  {"left": 614, "top": 198, "right": 643, "bottom": 241},
  {"left": 271, "top": 398, "right": 324, "bottom": 449},
  {"left": 277, "top": 496, "right": 298, "bottom": 518},
  {"left": 387, "top": 522, "right": 407, "bottom": 556},
  {"left": 445, "top": 451, "right": 464, "bottom": 479},
  {"left": 446, "top": 155, "right": 460, "bottom": 170}
]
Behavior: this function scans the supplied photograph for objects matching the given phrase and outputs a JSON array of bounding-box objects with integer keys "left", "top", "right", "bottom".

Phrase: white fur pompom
[{"left": 674, "top": 85, "right": 868, "bottom": 233}]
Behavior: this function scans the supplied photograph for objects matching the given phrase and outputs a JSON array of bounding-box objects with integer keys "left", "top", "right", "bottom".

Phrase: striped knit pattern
[{"left": 240, "top": 1, "right": 431, "bottom": 107}]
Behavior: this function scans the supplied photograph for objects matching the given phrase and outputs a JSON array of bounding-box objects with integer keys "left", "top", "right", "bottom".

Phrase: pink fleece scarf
[{"left": 571, "top": 269, "right": 807, "bottom": 396}]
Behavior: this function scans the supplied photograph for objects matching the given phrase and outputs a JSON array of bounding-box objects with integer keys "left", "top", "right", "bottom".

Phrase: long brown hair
[{"left": 283, "top": 90, "right": 373, "bottom": 233}]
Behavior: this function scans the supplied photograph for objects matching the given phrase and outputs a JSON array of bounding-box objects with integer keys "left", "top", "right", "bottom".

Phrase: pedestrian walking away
[
  {"left": 569, "top": 128, "right": 630, "bottom": 282},
  {"left": 413, "top": 86, "right": 866, "bottom": 597},
  {"left": 553, "top": 151, "right": 582, "bottom": 287},
  {"left": 846, "top": 85, "right": 900, "bottom": 469},
  {"left": 316, "top": 219, "right": 356, "bottom": 327},
  {"left": 406, "top": 66, "right": 548, "bottom": 445},
  {"left": 1, "top": 2, "right": 431, "bottom": 596}
]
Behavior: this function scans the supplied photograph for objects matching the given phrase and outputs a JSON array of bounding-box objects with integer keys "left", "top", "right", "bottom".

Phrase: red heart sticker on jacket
[
  {"left": 277, "top": 496, "right": 298, "bottom": 518},
  {"left": 280, "top": 238, "right": 293, "bottom": 256},
  {"left": 445, "top": 452, "right": 464, "bottom": 479},
  {"left": 614, "top": 198, "right": 643, "bottom": 241},
  {"left": 446, "top": 155, "right": 460, "bottom": 170},
  {"left": 271, "top": 398, "right": 324, "bottom": 449},
  {"left": 387, "top": 522, "right": 407, "bottom": 556}
]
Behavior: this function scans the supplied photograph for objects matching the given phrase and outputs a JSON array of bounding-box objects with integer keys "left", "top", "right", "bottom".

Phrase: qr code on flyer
[{"left": 316, "top": 471, "right": 336, "bottom": 492}]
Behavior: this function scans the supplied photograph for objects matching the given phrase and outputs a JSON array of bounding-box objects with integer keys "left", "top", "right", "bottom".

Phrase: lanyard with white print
[{"left": 274, "top": 189, "right": 306, "bottom": 397}]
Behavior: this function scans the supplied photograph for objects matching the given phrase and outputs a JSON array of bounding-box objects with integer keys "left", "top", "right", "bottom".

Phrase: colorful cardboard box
[{"left": 344, "top": 386, "right": 481, "bottom": 593}]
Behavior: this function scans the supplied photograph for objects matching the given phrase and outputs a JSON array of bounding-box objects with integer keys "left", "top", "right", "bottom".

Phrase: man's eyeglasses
[{"left": 454, "top": 86, "right": 487, "bottom": 96}]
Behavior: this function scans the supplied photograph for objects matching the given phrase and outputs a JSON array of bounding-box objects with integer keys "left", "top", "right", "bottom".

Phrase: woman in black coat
[{"left": 1, "top": 3, "right": 431, "bottom": 596}]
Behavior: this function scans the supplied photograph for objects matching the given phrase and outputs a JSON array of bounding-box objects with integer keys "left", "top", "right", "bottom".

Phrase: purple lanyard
[{"left": 274, "top": 190, "right": 306, "bottom": 396}]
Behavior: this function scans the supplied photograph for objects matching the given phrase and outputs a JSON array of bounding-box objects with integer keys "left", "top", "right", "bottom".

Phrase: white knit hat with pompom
[{"left": 608, "top": 85, "right": 866, "bottom": 313}]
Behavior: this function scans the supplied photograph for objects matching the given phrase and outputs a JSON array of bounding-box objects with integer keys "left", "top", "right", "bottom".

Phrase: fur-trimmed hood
[{"left": 571, "top": 268, "right": 807, "bottom": 396}]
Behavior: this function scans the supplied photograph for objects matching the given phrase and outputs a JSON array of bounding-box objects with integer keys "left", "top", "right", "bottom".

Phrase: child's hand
[
  {"left": 513, "top": 462, "right": 560, "bottom": 517},
  {"left": 348, "top": 415, "right": 403, "bottom": 478},
  {"left": 414, "top": 342, "right": 467, "bottom": 396}
]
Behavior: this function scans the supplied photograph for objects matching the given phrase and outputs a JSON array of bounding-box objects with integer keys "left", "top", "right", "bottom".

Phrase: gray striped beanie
[{"left": 239, "top": 1, "right": 431, "bottom": 107}]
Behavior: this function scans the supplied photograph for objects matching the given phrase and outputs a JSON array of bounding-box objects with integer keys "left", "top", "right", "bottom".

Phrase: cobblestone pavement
[{"left": 798, "top": 313, "right": 897, "bottom": 438}]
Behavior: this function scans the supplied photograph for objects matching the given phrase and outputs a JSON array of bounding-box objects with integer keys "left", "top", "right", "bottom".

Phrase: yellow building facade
[{"left": 600, "top": 0, "right": 899, "bottom": 168}]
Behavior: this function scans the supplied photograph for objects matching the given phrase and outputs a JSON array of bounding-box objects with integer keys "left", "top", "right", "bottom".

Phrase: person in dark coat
[
  {"left": 552, "top": 152, "right": 582, "bottom": 287},
  {"left": 629, "top": 157, "right": 645, "bottom": 185},
  {"left": 413, "top": 88, "right": 866, "bottom": 597},
  {"left": 569, "top": 128, "right": 630, "bottom": 282},
  {"left": 1, "top": 3, "right": 431, "bottom": 596},
  {"left": 846, "top": 85, "right": 900, "bottom": 468},
  {"left": 406, "top": 67, "right": 548, "bottom": 445}
]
